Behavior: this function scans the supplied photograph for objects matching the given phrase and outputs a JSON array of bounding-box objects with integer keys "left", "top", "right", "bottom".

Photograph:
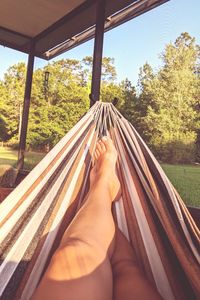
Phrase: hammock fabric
[{"left": 0, "top": 102, "right": 199, "bottom": 300}]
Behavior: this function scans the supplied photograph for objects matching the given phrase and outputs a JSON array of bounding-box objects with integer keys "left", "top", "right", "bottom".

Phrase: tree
[
  {"left": 137, "top": 33, "right": 200, "bottom": 163},
  {"left": 0, "top": 82, "right": 8, "bottom": 141},
  {"left": 82, "top": 56, "right": 124, "bottom": 108},
  {"left": 27, "top": 59, "right": 90, "bottom": 149},
  {"left": 119, "top": 79, "right": 138, "bottom": 123},
  {"left": 0, "top": 63, "right": 26, "bottom": 143},
  {"left": 0, "top": 57, "right": 121, "bottom": 150},
  {"left": 82, "top": 56, "right": 117, "bottom": 83}
]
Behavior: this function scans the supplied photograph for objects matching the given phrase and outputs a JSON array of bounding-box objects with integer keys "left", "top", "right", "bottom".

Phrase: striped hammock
[{"left": 0, "top": 102, "right": 199, "bottom": 300}]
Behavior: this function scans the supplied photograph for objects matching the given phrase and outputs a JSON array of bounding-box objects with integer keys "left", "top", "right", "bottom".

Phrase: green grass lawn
[
  {"left": 0, "top": 147, "right": 199, "bottom": 207},
  {"left": 161, "top": 164, "right": 200, "bottom": 207},
  {"left": 0, "top": 147, "right": 46, "bottom": 170}
]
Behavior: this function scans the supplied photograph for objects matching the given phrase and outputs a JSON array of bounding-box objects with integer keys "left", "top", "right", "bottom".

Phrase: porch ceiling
[{"left": 0, "top": 0, "right": 169, "bottom": 59}]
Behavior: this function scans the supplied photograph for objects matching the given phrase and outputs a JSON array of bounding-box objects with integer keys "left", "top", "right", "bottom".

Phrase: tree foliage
[
  {"left": 0, "top": 63, "right": 26, "bottom": 143},
  {"left": 0, "top": 57, "right": 117, "bottom": 149},
  {"left": 0, "top": 33, "right": 199, "bottom": 164},
  {"left": 137, "top": 33, "right": 200, "bottom": 162}
]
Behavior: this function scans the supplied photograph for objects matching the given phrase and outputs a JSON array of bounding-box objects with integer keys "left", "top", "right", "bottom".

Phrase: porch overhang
[{"left": 0, "top": 0, "right": 169, "bottom": 60}]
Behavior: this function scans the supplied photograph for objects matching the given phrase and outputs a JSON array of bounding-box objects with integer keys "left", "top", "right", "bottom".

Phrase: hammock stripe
[{"left": 0, "top": 102, "right": 199, "bottom": 300}]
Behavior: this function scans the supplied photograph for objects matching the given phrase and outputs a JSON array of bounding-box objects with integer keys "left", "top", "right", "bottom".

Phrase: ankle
[{"left": 89, "top": 175, "right": 110, "bottom": 192}]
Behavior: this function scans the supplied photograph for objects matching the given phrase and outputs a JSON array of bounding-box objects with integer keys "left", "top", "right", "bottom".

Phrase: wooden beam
[
  {"left": 0, "top": 39, "right": 29, "bottom": 55},
  {"left": 17, "top": 45, "right": 35, "bottom": 170},
  {"left": 90, "top": 0, "right": 106, "bottom": 106}
]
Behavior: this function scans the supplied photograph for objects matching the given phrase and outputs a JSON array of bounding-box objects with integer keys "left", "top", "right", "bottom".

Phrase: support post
[
  {"left": 17, "top": 46, "right": 35, "bottom": 170},
  {"left": 90, "top": 0, "right": 106, "bottom": 107}
]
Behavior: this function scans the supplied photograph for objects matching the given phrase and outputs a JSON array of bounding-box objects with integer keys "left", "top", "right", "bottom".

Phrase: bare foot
[{"left": 90, "top": 136, "right": 120, "bottom": 201}]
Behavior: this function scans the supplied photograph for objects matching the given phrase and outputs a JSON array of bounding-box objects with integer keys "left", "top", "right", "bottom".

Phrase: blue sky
[{"left": 0, "top": 0, "right": 199, "bottom": 86}]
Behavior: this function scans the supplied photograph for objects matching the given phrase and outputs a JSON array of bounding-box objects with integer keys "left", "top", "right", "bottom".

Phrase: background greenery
[
  {"left": 0, "top": 33, "right": 199, "bottom": 163},
  {"left": 0, "top": 32, "right": 199, "bottom": 206}
]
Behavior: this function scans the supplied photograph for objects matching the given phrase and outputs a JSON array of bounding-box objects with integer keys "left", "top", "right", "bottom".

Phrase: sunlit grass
[
  {"left": 161, "top": 164, "right": 200, "bottom": 207},
  {"left": 0, "top": 147, "right": 46, "bottom": 170},
  {"left": 0, "top": 147, "right": 199, "bottom": 207}
]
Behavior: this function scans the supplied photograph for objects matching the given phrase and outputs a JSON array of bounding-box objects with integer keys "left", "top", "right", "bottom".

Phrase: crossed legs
[
  {"left": 32, "top": 137, "right": 162, "bottom": 300},
  {"left": 112, "top": 229, "right": 162, "bottom": 300}
]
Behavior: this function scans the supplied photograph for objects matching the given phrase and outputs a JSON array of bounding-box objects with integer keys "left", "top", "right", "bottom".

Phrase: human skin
[
  {"left": 32, "top": 137, "right": 161, "bottom": 300},
  {"left": 111, "top": 228, "right": 162, "bottom": 300}
]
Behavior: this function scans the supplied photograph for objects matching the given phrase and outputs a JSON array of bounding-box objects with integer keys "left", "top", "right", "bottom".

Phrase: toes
[
  {"left": 94, "top": 140, "right": 103, "bottom": 162},
  {"left": 101, "top": 136, "right": 114, "bottom": 151},
  {"left": 99, "top": 140, "right": 106, "bottom": 152},
  {"left": 94, "top": 151, "right": 98, "bottom": 161},
  {"left": 94, "top": 137, "right": 116, "bottom": 163},
  {"left": 95, "top": 148, "right": 101, "bottom": 159},
  {"left": 96, "top": 141, "right": 104, "bottom": 154}
]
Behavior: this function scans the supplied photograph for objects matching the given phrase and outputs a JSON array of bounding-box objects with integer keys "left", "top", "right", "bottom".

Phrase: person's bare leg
[
  {"left": 112, "top": 228, "right": 162, "bottom": 300},
  {"left": 32, "top": 137, "right": 120, "bottom": 300}
]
